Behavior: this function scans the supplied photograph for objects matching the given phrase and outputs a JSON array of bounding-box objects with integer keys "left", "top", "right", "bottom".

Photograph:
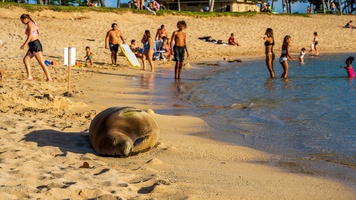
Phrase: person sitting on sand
[
  {"left": 129, "top": 39, "right": 140, "bottom": 53},
  {"left": 344, "top": 20, "right": 355, "bottom": 29},
  {"left": 152, "top": 0, "right": 160, "bottom": 11},
  {"left": 340, "top": 56, "right": 355, "bottom": 78},
  {"left": 129, "top": 39, "right": 142, "bottom": 58},
  {"left": 228, "top": 33, "right": 239, "bottom": 46},
  {"left": 161, "top": 37, "right": 171, "bottom": 61}
]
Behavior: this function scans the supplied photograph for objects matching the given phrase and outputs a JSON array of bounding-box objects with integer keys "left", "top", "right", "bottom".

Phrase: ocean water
[{"left": 168, "top": 53, "right": 356, "bottom": 168}]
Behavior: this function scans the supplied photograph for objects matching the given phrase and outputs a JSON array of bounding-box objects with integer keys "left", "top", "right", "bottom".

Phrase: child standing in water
[
  {"left": 279, "top": 35, "right": 296, "bottom": 78},
  {"left": 299, "top": 48, "right": 306, "bottom": 63},
  {"left": 170, "top": 20, "right": 189, "bottom": 80},
  {"left": 84, "top": 46, "right": 94, "bottom": 66},
  {"left": 340, "top": 56, "right": 355, "bottom": 78}
]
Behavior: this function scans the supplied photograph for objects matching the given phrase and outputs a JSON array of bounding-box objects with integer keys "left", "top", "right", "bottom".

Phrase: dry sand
[{"left": 0, "top": 7, "right": 355, "bottom": 199}]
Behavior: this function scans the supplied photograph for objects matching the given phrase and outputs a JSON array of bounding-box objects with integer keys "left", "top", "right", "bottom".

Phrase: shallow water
[
  {"left": 126, "top": 53, "right": 356, "bottom": 169},
  {"left": 162, "top": 53, "right": 356, "bottom": 168}
]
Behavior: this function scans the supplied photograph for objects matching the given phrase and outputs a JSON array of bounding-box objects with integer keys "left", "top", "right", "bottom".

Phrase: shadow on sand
[{"left": 22, "top": 129, "right": 96, "bottom": 156}]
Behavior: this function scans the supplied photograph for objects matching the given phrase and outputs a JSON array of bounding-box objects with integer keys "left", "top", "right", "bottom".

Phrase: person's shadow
[{"left": 22, "top": 129, "right": 96, "bottom": 156}]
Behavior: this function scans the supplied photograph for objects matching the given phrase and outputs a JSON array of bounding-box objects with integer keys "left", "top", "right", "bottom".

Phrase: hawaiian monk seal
[{"left": 89, "top": 107, "right": 159, "bottom": 157}]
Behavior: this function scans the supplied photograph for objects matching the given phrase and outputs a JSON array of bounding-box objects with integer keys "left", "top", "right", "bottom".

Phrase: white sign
[{"left": 64, "top": 47, "right": 76, "bottom": 66}]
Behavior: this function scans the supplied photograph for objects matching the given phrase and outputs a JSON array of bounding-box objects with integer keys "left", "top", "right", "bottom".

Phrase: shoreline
[
  {"left": 74, "top": 61, "right": 356, "bottom": 190},
  {"left": 0, "top": 8, "right": 355, "bottom": 199}
]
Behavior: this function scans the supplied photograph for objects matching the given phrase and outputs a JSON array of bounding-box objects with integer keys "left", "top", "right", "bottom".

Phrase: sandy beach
[{"left": 0, "top": 6, "right": 355, "bottom": 199}]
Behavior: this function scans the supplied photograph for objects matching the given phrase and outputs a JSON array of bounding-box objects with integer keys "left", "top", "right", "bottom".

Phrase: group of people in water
[
  {"left": 263, "top": 28, "right": 354, "bottom": 79},
  {"left": 263, "top": 28, "right": 299, "bottom": 78}
]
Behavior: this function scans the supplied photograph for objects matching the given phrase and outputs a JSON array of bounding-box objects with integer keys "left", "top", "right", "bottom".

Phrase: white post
[{"left": 67, "top": 45, "right": 72, "bottom": 96}]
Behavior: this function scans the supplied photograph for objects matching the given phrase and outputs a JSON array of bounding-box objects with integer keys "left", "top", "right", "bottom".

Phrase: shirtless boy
[
  {"left": 170, "top": 20, "right": 189, "bottom": 80},
  {"left": 105, "top": 23, "right": 125, "bottom": 65}
]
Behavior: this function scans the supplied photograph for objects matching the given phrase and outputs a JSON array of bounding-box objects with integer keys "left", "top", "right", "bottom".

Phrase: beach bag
[{"left": 217, "top": 40, "right": 223, "bottom": 44}]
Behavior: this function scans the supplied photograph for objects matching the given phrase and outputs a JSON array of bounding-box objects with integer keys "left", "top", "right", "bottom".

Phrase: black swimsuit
[{"left": 264, "top": 41, "right": 274, "bottom": 46}]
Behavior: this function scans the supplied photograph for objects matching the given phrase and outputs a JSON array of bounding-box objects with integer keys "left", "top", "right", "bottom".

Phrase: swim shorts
[
  {"left": 28, "top": 39, "right": 43, "bottom": 53},
  {"left": 173, "top": 45, "right": 185, "bottom": 62},
  {"left": 109, "top": 43, "right": 119, "bottom": 52}
]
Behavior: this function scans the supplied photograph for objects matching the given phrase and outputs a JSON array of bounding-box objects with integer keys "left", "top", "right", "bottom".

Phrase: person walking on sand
[
  {"left": 84, "top": 46, "right": 94, "bottom": 66},
  {"left": 20, "top": 14, "right": 52, "bottom": 82},
  {"left": 263, "top": 28, "right": 275, "bottom": 78},
  {"left": 170, "top": 20, "right": 189, "bottom": 80},
  {"left": 309, "top": 32, "right": 319, "bottom": 56},
  {"left": 279, "top": 35, "right": 296, "bottom": 78},
  {"left": 141, "top": 30, "right": 155, "bottom": 72},
  {"left": 105, "top": 23, "right": 125, "bottom": 65}
]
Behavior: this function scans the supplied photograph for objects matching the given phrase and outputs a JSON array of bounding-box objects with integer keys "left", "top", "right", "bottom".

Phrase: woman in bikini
[
  {"left": 279, "top": 35, "right": 296, "bottom": 78},
  {"left": 263, "top": 28, "right": 275, "bottom": 78},
  {"left": 20, "top": 14, "right": 52, "bottom": 82},
  {"left": 141, "top": 30, "right": 155, "bottom": 72}
]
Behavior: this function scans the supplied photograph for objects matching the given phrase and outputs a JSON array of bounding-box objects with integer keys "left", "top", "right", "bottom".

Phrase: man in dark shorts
[
  {"left": 170, "top": 20, "right": 189, "bottom": 80},
  {"left": 105, "top": 23, "right": 125, "bottom": 65}
]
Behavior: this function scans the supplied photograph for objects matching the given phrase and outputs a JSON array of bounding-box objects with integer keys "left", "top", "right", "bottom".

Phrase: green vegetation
[
  {"left": 0, "top": 2, "right": 309, "bottom": 17},
  {"left": 0, "top": 2, "right": 126, "bottom": 12}
]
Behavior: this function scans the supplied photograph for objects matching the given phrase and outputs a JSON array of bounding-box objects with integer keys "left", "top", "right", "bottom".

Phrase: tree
[
  {"left": 304, "top": 0, "right": 355, "bottom": 13},
  {"left": 209, "top": 0, "right": 215, "bottom": 12},
  {"left": 99, "top": 0, "right": 105, "bottom": 7}
]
